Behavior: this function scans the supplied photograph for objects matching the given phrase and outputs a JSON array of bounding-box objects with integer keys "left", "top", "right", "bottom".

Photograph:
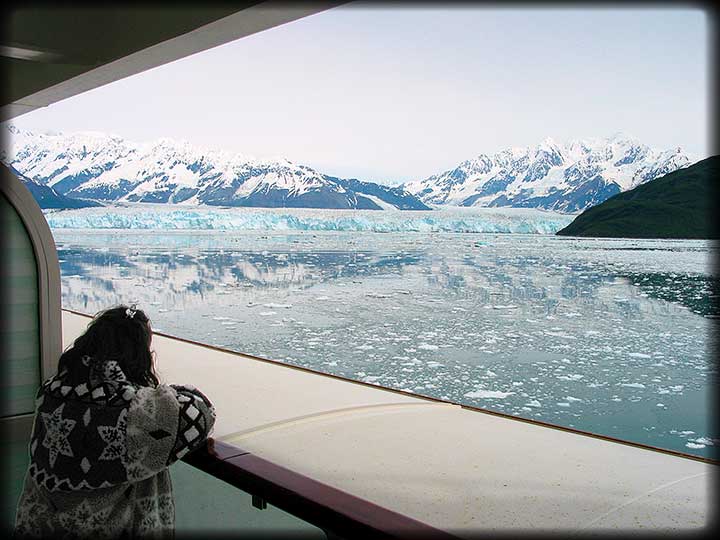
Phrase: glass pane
[
  {"left": 0, "top": 438, "right": 31, "bottom": 530},
  {"left": 0, "top": 193, "right": 40, "bottom": 417},
  {"left": 171, "top": 460, "right": 326, "bottom": 538}
]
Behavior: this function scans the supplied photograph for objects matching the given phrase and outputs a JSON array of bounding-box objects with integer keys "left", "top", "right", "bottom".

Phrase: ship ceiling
[{"left": 1, "top": 3, "right": 344, "bottom": 121}]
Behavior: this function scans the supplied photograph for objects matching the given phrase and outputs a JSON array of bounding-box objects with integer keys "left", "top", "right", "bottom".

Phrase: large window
[{"left": 1, "top": 4, "right": 714, "bottom": 462}]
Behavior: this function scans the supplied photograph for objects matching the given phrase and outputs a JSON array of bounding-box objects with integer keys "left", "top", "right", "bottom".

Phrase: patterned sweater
[{"left": 14, "top": 357, "right": 216, "bottom": 539}]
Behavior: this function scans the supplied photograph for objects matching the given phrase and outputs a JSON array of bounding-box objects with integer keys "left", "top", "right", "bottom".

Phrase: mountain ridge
[
  {"left": 2, "top": 125, "right": 429, "bottom": 211},
  {"left": 3, "top": 125, "right": 695, "bottom": 213},
  {"left": 402, "top": 133, "right": 694, "bottom": 213}
]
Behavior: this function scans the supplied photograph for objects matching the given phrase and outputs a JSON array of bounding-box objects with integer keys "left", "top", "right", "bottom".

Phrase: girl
[{"left": 14, "top": 305, "right": 216, "bottom": 538}]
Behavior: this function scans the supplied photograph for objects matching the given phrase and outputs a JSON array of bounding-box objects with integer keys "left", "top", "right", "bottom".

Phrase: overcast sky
[{"left": 7, "top": 3, "right": 710, "bottom": 185}]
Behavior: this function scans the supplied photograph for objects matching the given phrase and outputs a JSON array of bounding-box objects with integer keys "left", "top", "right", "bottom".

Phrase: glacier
[{"left": 43, "top": 204, "right": 575, "bottom": 234}]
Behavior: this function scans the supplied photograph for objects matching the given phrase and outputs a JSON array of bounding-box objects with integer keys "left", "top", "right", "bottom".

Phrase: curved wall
[{"left": 0, "top": 165, "right": 62, "bottom": 426}]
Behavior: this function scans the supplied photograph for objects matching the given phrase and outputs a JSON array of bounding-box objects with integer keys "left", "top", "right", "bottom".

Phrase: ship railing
[{"left": 181, "top": 437, "right": 459, "bottom": 539}]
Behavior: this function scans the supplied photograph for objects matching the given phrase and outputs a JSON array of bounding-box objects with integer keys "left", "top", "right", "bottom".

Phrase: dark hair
[{"left": 58, "top": 305, "right": 159, "bottom": 388}]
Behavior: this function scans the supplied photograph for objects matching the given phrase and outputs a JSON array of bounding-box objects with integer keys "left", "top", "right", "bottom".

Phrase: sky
[{"left": 6, "top": 3, "right": 711, "bottom": 185}]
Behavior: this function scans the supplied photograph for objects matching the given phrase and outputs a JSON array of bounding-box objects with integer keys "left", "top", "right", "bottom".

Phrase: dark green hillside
[{"left": 556, "top": 156, "right": 718, "bottom": 239}]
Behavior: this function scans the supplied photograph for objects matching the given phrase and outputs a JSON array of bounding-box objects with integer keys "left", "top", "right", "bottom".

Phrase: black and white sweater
[{"left": 14, "top": 357, "right": 216, "bottom": 539}]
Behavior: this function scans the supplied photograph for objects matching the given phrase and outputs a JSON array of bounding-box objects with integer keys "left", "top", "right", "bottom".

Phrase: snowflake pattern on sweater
[{"left": 14, "top": 358, "right": 216, "bottom": 539}]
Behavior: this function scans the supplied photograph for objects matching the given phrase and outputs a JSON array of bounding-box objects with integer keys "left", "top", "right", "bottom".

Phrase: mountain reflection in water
[{"left": 55, "top": 230, "right": 717, "bottom": 460}]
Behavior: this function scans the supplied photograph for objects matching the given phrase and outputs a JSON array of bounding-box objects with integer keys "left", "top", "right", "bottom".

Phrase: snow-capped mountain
[
  {"left": 3, "top": 126, "right": 695, "bottom": 214},
  {"left": 403, "top": 134, "right": 694, "bottom": 213},
  {"left": 1, "top": 125, "right": 429, "bottom": 211},
  {"left": 4, "top": 163, "right": 100, "bottom": 209}
]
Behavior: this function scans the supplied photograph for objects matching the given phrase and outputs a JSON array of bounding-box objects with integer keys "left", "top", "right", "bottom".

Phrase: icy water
[{"left": 51, "top": 209, "right": 718, "bottom": 460}]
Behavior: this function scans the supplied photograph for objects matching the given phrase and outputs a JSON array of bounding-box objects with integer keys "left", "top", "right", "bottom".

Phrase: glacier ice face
[{"left": 43, "top": 204, "right": 576, "bottom": 234}]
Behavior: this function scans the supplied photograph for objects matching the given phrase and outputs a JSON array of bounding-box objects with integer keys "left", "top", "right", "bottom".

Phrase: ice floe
[{"left": 465, "top": 389, "right": 515, "bottom": 399}]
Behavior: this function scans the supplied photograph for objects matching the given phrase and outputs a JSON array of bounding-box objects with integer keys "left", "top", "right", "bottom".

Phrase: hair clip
[{"left": 126, "top": 305, "right": 137, "bottom": 319}]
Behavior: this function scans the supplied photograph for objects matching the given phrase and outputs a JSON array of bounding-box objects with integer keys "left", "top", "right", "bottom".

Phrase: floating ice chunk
[
  {"left": 685, "top": 442, "right": 706, "bottom": 449},
  {"left": 692, "top": 437, "right": 715, "bottom": 446},
  {"left": 557, "top": 374, "right": 584, "bottom": 381},
  {"left": 259, "top": 311, "right": 277, "bottom": 316},
  {"left": 355, "top": 344, "right": 374, "bottom": 350},
  {"left": 557, "top": 402, "right": 571, "bottom": 407},
  {"left": 565, "top": 396, "right": 582, "bottom": 402},
  {"left": 619, "top": 382, "right": 646, "bottom": 389},
  {"left": 544, "top": 331, "right": 577, "bottom": 339},
  {"left": 492, "top": 305, "right": 517, "bottom": 310},
  {"left": 418, "top": 343, "right": 439, "bottom": 350},
  {"left": 263, "top": 303, "right": 292, "bottom": 309},
  {"left": 526, "top": 400, "right": 542, "bottom": 408},
  {"left": 628, "top": 353, "right": 652, "bottom": 358},
  {"left": 465, "top": 389, "right": 515, "bottom": 399},
  {"left": 426, "top": 361, "right": 443, "bottom": 368}
]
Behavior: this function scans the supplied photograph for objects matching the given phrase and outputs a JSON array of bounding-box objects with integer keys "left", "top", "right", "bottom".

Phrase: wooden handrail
[{"left": 182, "top": 438, "right": 460, "bottom": 540}]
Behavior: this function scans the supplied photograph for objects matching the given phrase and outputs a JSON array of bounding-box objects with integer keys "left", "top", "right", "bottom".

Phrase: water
[{"left": 51, "top": 208, "right": 718, "bottom": 460}]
